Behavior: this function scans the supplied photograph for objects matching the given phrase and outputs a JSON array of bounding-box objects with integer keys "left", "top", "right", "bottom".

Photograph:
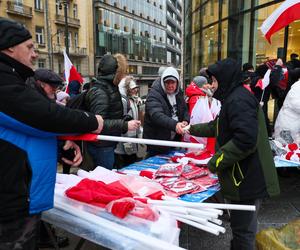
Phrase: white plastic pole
[
  {"left": 209, "top": 218, "right": 223, "bottom": 226},
  {"left": 54, "top": 199, "right": 186, "bottom": 250},
  {"left": 97, "top": 135, "right": 204, "bottom": 149},
  {"left": 175, "top": 215, "right": 220, "bottom": 236},
  {"left": 171, "top": 213, "right": 209, "bottom": 225},
  {"left": 154, "top": 204, "right": 219, "bottom": 218},
  {"left": 151, "top": 199, "right": 256, "bottom": 211}
]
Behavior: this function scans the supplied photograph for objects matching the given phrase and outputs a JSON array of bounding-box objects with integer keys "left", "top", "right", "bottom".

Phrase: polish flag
[
  {"left": 255, "top": 69, "right": 271, "bottom": 90},
  {"left": 260, "top": 0, "right": 300, "bottom": 43},
  {"left": 63, "top": 50, "right": 83, "bottom": 93}
]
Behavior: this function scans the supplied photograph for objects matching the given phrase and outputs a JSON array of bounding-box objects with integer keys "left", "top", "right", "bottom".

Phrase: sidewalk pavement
[{"left": 46, "top": 169, "right": 300, "bottom": 250}]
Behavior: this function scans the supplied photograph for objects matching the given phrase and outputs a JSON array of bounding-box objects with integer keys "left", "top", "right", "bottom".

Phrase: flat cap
[
  {"left": 34, "top": 69, "right": 63, "bottom": 86},
  {"left": 0, "top": 17, "right": 32, "bottom": 50}
]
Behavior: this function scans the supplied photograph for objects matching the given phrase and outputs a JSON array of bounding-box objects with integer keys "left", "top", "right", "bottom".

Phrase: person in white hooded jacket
[
  {"left": 114, "top": 76, "right": 141, "bottom": 168},
  {"left": 143, "top": 67, "right": 190, "bottom": 156},
  {"left": 274, "top": 79, "right": 300, "bottom": 144}
]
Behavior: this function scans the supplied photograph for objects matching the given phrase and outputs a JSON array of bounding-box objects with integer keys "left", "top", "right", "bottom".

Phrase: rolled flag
[
  {"left": 63, "top": 49, "right": 83, "bottom": 93},
  {"left": 260, "top": 0, "right": 300, "bottom": 43},
  {"left": 255, "top": 69, "right": 271, "bottom": 90}
]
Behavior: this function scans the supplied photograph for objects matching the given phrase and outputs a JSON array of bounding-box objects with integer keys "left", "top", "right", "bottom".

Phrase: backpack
[
  {"left": 66, "top": 87, "right": 96, "bottom": 111},
  {"left": 66, "top": 91, "right": 88, "bottom": 110}
]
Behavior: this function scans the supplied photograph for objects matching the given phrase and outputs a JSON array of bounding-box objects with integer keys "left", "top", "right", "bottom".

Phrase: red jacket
[{"left": 185, "top": 82, "right": 206, "bottom": 113}]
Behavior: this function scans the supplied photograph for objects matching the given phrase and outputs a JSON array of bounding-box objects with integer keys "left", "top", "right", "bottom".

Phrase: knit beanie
[
  {"left": 98, "top": 54, "right": 118, "bottom": 76},
  {"left": 0, "top": 18, "right": 32, "bottom": 50},
  {"left": 192, "top": 76, "right": 208, "bottom": 88}
]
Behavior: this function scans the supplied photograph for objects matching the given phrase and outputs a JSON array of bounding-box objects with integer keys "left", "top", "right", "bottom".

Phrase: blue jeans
[{"left": 87, "top": 144, "right": 115, "bottom": 170}]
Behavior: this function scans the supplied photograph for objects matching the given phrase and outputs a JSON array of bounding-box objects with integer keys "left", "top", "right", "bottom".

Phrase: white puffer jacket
[{"left": 274, "top": 79, "right": 300, "bottom": 144}]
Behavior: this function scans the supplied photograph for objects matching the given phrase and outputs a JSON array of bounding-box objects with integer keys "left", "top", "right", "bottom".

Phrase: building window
[
  {"left": 74, "top": 32, "right": 78, "bottom": 48},
  {"left": 34, "top": 0, "right": 43, "bottom": 10},
  {"left": 68, "top": 32, "right": 72, "bottom": 48},
  {"left": 15, "top": 0, "right": 23, "bottom": 6},
  {"left": 35, "top": 26, "right": 44, "bottom": 45},
  {"left": 38, "top": 59, "right": 46, "bottom": 68},
  {"left": 73, "top": 4, "right": 78, "bottom": 18},
  {"left": 57, "top": 30, "right": 62, "bottom": 44}
]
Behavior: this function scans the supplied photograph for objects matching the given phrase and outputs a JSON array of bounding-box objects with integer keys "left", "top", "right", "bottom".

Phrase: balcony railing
[
  {"left": 55, "top": 14, "right": 80, "bottom": 28},
  {"left": 52, "top": 44, "right": 87, "bottom": 56},
  {"left": 7, "top": 1, "right": 33, "bottom": 18}
]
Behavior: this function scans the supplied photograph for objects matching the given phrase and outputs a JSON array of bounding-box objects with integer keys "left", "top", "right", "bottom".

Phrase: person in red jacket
[{"left": 184, "top": 76, "right": 221, "bottom": 153}]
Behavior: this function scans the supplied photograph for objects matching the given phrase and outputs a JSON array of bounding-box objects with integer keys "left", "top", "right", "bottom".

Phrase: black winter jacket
[
  {"left": 143, "top": 78, "right": 189, "bottom": 154},
  {"left": 0, "top": 52, "right": 98, "bottom": 222},
  {"left": 191, "top": 58, "right": 280, "bottom": 201},
  {"left": 85, "top": 75, "right": 128, "bottom": 147}
]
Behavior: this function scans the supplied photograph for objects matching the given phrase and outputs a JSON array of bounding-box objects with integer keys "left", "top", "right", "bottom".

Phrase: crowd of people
[{"left": 1, "top": 17, "right": 300, "bottom": 250}]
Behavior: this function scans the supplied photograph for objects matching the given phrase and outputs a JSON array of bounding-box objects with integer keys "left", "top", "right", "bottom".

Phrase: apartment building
[{"left": 0, "top": 0, "right": 95, "bottom": 80}]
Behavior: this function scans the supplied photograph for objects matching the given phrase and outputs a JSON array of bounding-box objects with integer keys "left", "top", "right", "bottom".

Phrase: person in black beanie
[{"left": 0, "top": 18, "right": 104, "bottom": 250}]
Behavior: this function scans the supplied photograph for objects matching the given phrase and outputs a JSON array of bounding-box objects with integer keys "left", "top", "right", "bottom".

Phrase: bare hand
[
  {"left": 176, "top": 122, "right": 188, "bottom": 135},
  {"left": 276, "top": 58, "right": 283, "bottom": 66},
  {"left": 128, "top": 120, "right": 141, "bottom": 131},
  {"left": 61, "top": 140, "right": 83, "bottom": 167},
  {"left": 93, "top": 115, "right": 104, "bottom": 134}
]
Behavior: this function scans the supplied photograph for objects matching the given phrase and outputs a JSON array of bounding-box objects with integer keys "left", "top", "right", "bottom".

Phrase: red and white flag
[
  {"left": 255, "top": 69, "right": 271, "bottom": 90},
  {"left": 63, "top": 50, "right": 83, "bottom": 93},
  {"left": 260, "top": 0, "right": 300, "bottom": 43}
]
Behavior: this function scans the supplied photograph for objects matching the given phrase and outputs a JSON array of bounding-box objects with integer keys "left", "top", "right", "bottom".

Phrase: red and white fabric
[
  {"left": 260, "top": 0, "right": 300, "bottom": 43},
  {"left": 63, "top": 50, "right": 83, "bottom": 93},
  {"left": 183, "top": 96, "right": 220, "bottom": 152}
]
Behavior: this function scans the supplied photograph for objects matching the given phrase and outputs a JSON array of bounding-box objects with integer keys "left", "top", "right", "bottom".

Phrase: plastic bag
[{"left": 256, "top": 219, "right": 300, "bottom": 250}]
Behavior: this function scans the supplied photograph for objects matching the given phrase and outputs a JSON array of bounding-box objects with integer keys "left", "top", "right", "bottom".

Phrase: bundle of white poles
[{"left": 150, "top": 196, "right": 255, "bottom": 236}]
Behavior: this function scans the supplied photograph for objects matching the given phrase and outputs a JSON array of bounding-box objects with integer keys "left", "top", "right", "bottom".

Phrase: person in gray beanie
[{"left": 0, "top": 18, "right": 104, "bottom": 249}]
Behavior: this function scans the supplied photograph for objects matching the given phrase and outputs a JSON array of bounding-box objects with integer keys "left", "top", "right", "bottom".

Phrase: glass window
[
  {"left": 287, "top": 21, "right": 300, "bottom": 60},
  {"left": 34, "top": 0, "right": 42, "bottom": 10},
  {"left": 256, "top": 0, "right": 275, "bottom": 6},
  {"left": 68, "top": 32, "right": 72, "bottom": 48},
  {"left": 191, "top": 31, "right": 201, "bottom": 74},
  {"left": 73, "top": 4, "right": 78, "bottom": 18},
  {"left": 221, "top": 20, "right": 228, "bottom": 59},
  {"left": 253, "top": 3, "right": 283, "bottom": 65},
  {"left": 192, "top": 0, "right": 201, "bottom": 11},
  {"left": 74, "top": 32, "right": 78, "bottom": 48},
  {"left": 192, "top": 10, "right": 200, "bottom": 33},
  {"left": 202, "top": 0, "right": 219, "bottom": 27},
  {"left": 38, "top": 59, "right": 45, "bottom": 68},
  {"left": 202, "top": 25, "right": 218, "bottom": 66},
  {"left": 35, "top": 26, "right": 44, "bottom": 44}
]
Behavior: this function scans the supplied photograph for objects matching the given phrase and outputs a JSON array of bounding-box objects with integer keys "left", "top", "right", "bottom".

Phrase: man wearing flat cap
[
  {"left": 143, "top": 66, "right": 189, "bottom": 156},
  {"left": 0, "top": 17, "right": 104, "bottom": 249},
  {"left": 33, "top": 68, "right": 64, "bottom": 100}
]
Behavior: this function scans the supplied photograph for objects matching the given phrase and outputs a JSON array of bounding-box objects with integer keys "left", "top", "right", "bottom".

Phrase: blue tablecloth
[{"left": 121, "top": 152, "right": 220, "bottom": 203}]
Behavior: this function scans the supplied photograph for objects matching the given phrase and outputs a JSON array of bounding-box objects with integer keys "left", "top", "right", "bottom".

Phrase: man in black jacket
[
  {"left": 187, "top": 58, "right": 279, "bottom": 250},
  {"left": 143, "top": 66, "right": 189, "bottom": 156},
  {"left": 85, "top": 53, "right": 140, "bottom": 170},
  {"left": 0, "top": 18, "right": 103, "bottom": 250}
]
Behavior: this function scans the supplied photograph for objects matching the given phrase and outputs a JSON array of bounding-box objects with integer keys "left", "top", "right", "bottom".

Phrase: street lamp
[
  {"left": 50, "top": 30, "right": 64, "bottom": 70},
  {"left": 59, "top": 0, "right": 69, "bottom": 56}
]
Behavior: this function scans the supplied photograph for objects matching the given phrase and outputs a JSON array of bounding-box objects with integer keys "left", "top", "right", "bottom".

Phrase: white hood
[{"left": 160, "top": 67, "right": 180, "bottom": 95}]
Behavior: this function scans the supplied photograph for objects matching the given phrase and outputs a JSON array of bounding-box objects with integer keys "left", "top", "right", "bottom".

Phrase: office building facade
[
  {"left": 166, "top": 0, "right": 182, "bottom": 68},
  {"left": 94, "top": 0, "right": 168, "bottom": 94},
  {"left": 184, "top": 0, "right": 300, "bottom": 84}
]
